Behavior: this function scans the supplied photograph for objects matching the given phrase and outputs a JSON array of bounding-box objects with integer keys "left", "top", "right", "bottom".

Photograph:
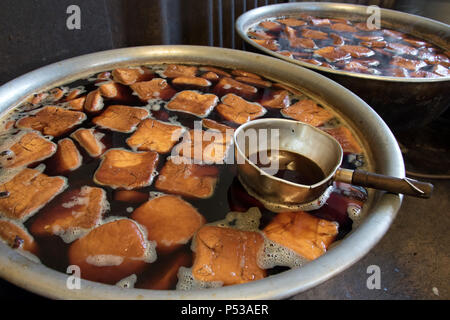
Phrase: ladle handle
[{"left": 336, "top": 169, "right": 433, "bottom": 198}]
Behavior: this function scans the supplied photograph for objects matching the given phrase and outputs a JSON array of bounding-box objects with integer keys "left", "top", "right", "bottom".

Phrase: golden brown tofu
[
  {"left": 343, "top": 61, "right": 371, "bottom": 74},
  {"left": 68, "top": 219, "right": 152, "bottom": 284},
  {"left": 201, "top": 71, "right": 220, "bottom": 82},
  {"left": 263, "top": 211, "right": 338, "bottom": 260},
  {"left": 260, "top": 90, "right": 290, "bottom": 109},
  {"left": 163, "top": 64, "right": 198, "bottom": 78},
  {"left": 201, "top": 119, "right": 234, "bottom": 133},
  {"left": 330, "top": 33, "right": 345, "bottom": 46},
  {"left": 1, "top": 132, "right": 56, "bottom": 168},
  {"left": 234, "top": 76, "right": 272, "bottom": 88},
  {"left": 310, "top": 18, "right": 331, "bottom": 26},
  {"left": 166, "top": 90, "right": 218, "bottom": 118},
  {"left": 324, "top": 126, "right": 362, "bottom": 154},
  {"left": 276, "top": 18, "right": 306, "bottom": 27},
  {"left": 176, "top": 129, "right": 232, "bottom": 164},
  {"left": 339, "top": 45, "right": 375, "bottom": 58},
  {"left": 0, "top": 168, "right": 67, "bottom": 221},
  {"left": 314, "top": 46, "right": 351, "bottom": 63},
  {"left": 353, "top": 34, "right": 384, "bottom": 42},
  {"left": 172, "top": 77, "right": 212, "bottom": 88},
  {"left": 386, "top": 43, "right": 418, "bottom": 56},
  {"left": 0, "top": 219, "right": 38, "bottom": 254},
  {"left": 155, "top": 157, "right": 218, "bottom": 199},
  {"left": 216, "top": 94, "right": 267, "bottom": 125},
  {"left": 98, "top": 82, "right": 134, "bottom": 103},
  {"left": 259, "top": 21, "right": 282, "bottom": 31},
  {"left": 16, "top": 106, "right": 86, "bottom": 137},
  {"left": 403, "top": 38, "right": 429, "bottom": 48},
  {"left": 66, "top": 96, "right": 86, "bottom": 111},
  {"left": 112, "top": 67, "right": 154, "bottom": 85},
  {"left": 84, "top": 90, "right": 104, "bottom": 113},
  {"left": 331, "top": 23, "right": 357, "bottom": 32},
  {"left": 63, "top": 88, "right": 84, "bottom": 102},
  {"left": 132, "top": 195, "right": 205, "bottom": 254},
  {"left": 71, "top": 128, "right": 106, "bottom": 158},
  {"left": 281, "top": 99, "right": 334, "bottom": 127},
  {"left": 301, "top": 29, "right": 328, "bottom": 40},
  {"left": 251, "top": 39, "right": 280, "bottom": 51},
  {"left": 355, "top": 22, "right": 373, "bottom": 31},
  {"left": 192, "top": 226, "right": 266, "bottom": 285},
  {"left": 126, "top": 118, "right": 185, "bottom": 154},
  {"left": 46, "top": 138, "right": 82, "bottom": 174},
  {"left": 94, "top": 149, "right": 159, "bottom": 190},
  {"left": 199, "top": 66, "right": 231, "bottom": 78},
  {"left": 92, "top": 105, "right": 149, "bottom": 133},
  {"left": 114, "top": 190, "right": 149, "bottom": 203},
  {"left": 130, "top": 78, "right": 177, "bottom": 101},
  {"left": 29, "top": 186, "right": 107, "bottom": 242},
  {"left": 248, "top": 30, "right": 276, "bottom": 40},
  {"left": 391, "top": 56, "right": 427, "bottom": 71},
  {"left": 288, "top": 37, "right": 317, "bottom": 50}
]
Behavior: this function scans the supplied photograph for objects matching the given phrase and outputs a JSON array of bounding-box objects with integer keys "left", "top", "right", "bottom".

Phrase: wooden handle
[{"left": 351, "top": 170, "right": 433, "bottom": 198}]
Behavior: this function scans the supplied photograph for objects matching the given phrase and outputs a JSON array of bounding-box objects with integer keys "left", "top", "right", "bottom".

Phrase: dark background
[{"left": 0, "top": 0, "right": 449, "bottom": 300}]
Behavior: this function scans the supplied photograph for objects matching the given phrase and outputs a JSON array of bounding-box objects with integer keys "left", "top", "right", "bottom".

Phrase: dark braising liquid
[{"left": 249, "top": 149, "right": 326, "bottom": 185}]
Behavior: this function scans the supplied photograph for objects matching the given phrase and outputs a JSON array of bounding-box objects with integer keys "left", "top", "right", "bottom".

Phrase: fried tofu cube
[
  {"left": 214, "top": 77, "right": 258, "bottom": 100},
  {"left": 201, "top": 71, "right": 220, "bottom": 82},
  {"left": 92, "top": 105, "right": 149, "bottom": 133},
  {"left": 0, "top": 219, "right": 38, "bottom": 254},
  {"left": 66, "top": 96, "right": 86, "bottom": 111},
  {"left": 0, "top": 168, "right": 67, "bottom": 221},
  {"left": 281, "top": 99, "right": 334, "bottom": 127},
  {"left": 155, "top": 157, "right": 218, "bottom": 199},
  {"left": 172, "top": 76, "right": 212, "bottom": 88},
  {"left": 132, "top": 195, "right": 206, "bottom": 253},
  {"left": 163, "top": 64, "right": 198, "bottom": 78},
  {"left": 98, "top": 82, "right": 135, "bottom": 103},
  {"left": 130, "top": 78, "right": 177, "bottom": 101},
  {"left": 29, "top": 186, "right": 107, "bottom": 242},
  {"left": 71, "top": 128, "right": 106, "bottom": 158},
  {"left": 201, "top": 119, "right": 234, "bottom": 133},
  {"left": 234, "top": 76, "right": 272, "bottom": 88},
  {"left": 331, "top": 23, "right": 357, "bottom": 32},
  {"left": 263, "top": 211, "right": 338, "bottom": 260},
  {"left": 94, "top": 149, "right": 159, "bottom": 190},
  {"left": 324, "top": 126, "right": 362, "bottom": 154},
  {"left": 391, "top": 56, "right": 427, "bottom": 71},
  {"left": 1, "top": 132, "right": 56, "bottom": 168},
  {"left": 112, "top": 67, "right": 154, "bottom": 85},
  {"left": 251, "top": 39, "right": 280, "bottom": 51},
  {"left": 216, "top": 94, "right": 267, "bottom": 125},
  {"left": 314, "top": 46, "right": 351, "bottom": 62},
  {"left": 16, "top": 106, "right": 86, "bottom": 137},
  {"left": 260, "top": 89, "right": 290, "bottom": 109},
  {"left": 46, "top": 138, "right": 82, "bottom": 175},
  {"left": 126, "top": 118, "right": 185, "bottom": 154},
  {"left": 68, "top": 219, "right": 154, "bottom": 284},
  {"left": 301, "top": 29, "right": 328, "bottom": 40},
  {"left": 192, "top": 226, "right": 266, "bottom": 285},
  {"left": 248, "top": 30, "right": 276, "bottom": 40},
  {"left": 84, "top": 90, "right": 104, "bottom": 113},
  {"left": 340, "top": 45, "right": 375, "bottom": 58},
  {"left": 166, "top": 90, "right": 219, "bottom": 118},
  {"left": 259, "top": 21, "right": 282, "bottom": 31},
  {"left": 199, "top": 66, "right": 231, "bottom": 78},
  {"left": 276, "top": 18, "right": 307, "bottom": 27},
  {"left": 288, "top": 37, "right": 317, "bottom": 50}
]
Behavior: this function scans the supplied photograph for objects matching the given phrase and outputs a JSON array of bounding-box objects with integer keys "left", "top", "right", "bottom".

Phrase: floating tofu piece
[
  {"left": 130, "top": 78, "right": 177, "bottom": 101},
  {"left": 92, "top": 105, "right": 149, "bottom": 133},
  {"left": 84, "top": 90, "right": 104, "bottom": 113},
  {"left": 251, "top": 39, "right": 280, "bottom": 51},
  {"left": 384, "top": 67, "right": 409, "bottom": 77},
  {"left": 314, "top": 46, "right": 351, "bottom": 62},
  {"left": 216, "top": 94, "right": 267, "bottom": 125},
  {"left": 386, "top": 42, "right": 418, "bottom": 56},
  {"left": 172, "top": 76, "right": 212, "bottom": 88},
  {"left": 248, "top": 30, "right": 276, "bottom": 40},
  {"left": 355, "top": 22, "right": 374, "bottom": 32},
  {"left": 136, "top": 248, "right": 192, "bottom": 290},
  {"left": 163, "top": 64, "right": 198, "bottom": 78},
  {"left": 47, "top": 138, "right": 82, "bottom": 174},
  {"left": 281, "top": 99, "right": 334, "bottom": 127},
  {"left": 263, "top": 211, "right": 338, "bottom": 260},
  {"left": 403, "top": 38, "right": 429, "bottom": 48},
  {"left": 310, "top": 18, "right": 331, "bottom": 26},
  {"left": 66, "top": 96, "right": 86, "bottom": 111},
  {"left": 276, "top": 18, "right": 306, "bottom": 27},
  {"left": 201, "top": 119, "right": 234, "bottom": 133},
  {"left": 155, "top": 157, "right": 218, "bottom": 199},
  {"left": 260, "top": 90, "right": 290, "bottom": 109},
  {"left": 324, "top": 126, "right": 362, "bottom": 154},
  {"left": 68, "top": 219, "right": 154, "bottom": 284},
  {"left": 343, "top": 61, "right": 372, "bottom": 74},
  {"left": 126, "top": 118, "right": 185, "bottom": 154},
  {"left": 98, "top": 82, "right": 134, "bottom": 103},
  {"left": 201, "top": 71, "right": 220, "bottom": 82},
  {"left": 0, "top": 219, "right": 38, "bottom": 254},
  {"left": 331, "top": 23, "right": 357, "bottom": 32},
  {"left": 192, "top": 226, "right": 266, "bottom": 285},
  {"left": 382, "top": 29, "right": 405, "bottom": 40},
  {"left": 29, "top": 186, "right": 107, "bottom": 243},
  {"left": 199, "top": 66, "right": 231, "bottom": 78},
  {"left": 175, "top": 129, "right": 232, "bottom": 164},
  {"left": 71, "top": 128, "right": 106, "bottom": 158},
  {"left": 214, "top": 77, "right": 259, "bottom": 100},
  {"left": 259, "top": 20, "right": 282, "bottom": 31},
  {"left": 0, "top": 132, "right": 56, "bottom": 168},
  {"left": 114, "top": 190, "right": 149, "bottom": 203},
  {"left": 166, "top": 90, "right": 218, "bottom": 118},
  {"left": 339, "top": 45, "right": 375, "bottom": 58},
  {"left": 16, "top": 106, "right": 86, "bottom": 137},
  {"left": 432, "top": 64, "right": 450, "bottom": 77},
  {"left": 112, "top": 67, "right": 154, "bottom": 85},
  {"left": 391, "top": 56, "right": 427, "bottom": 71},
  {"left": 360, "top": 40, "right": 386, "bottom": 48},
  {"left": 234, "top": 76, "right": 272, "bottom": 88},
  {"left": 354, "top": 34, "right": 384, "bottom": 42},
  {"left": 94, "top": 149, "right": 159, "bottom": 190},
  {"left": 301, "top": 29, "right": 328, "bottom": 40},
  {"left": 0, "top": 168, "right": 66, "bottom": 222},
  {"left": 132, "top": 195, "right": 206, "bottom": 253},
  {"left": 289, "top": 36, "right": 317, "bottom": 50}
]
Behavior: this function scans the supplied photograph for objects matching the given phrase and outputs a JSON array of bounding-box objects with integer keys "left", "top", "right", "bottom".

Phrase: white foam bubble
[
  {"left": 176, "top": 267, "right": 223, "bottom": 291},
  {"left": 86, "top": 254, "right": 124, "bottom": 267},
  {"left": 258, "top": 236, "right": 308, "bottom": 269},
  {"left": 116, "top": 274, "right": 137, "bottom": 289}
]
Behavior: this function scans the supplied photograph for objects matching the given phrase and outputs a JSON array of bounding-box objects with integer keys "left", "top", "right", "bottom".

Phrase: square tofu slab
[
  {"left": 192, "top": 226, "right": 266, "bottom": 285},
  {"left": 132, "top": 195, "right": 205, "bottom": 253},
  {"left": 46, "top": 138, "right": 82, "bottom": 175},
  {"left": 216, "top": 94, "right": 267, "bottom": 125},
  {"left": 263, "top": 211, "right": 338, "bottom": 260},
  {"left": 0, "top": 131, "right": 56, "bottom": 168},
  {"left": 71, "top": 128, "right": 106, "bottom": 158},
  {"left": 94, "top": 149, "right": 159, "bottom": 190},
  {"left": 126, "top": 118, "right": 185, "bottom": 154},
  {"left": 92, "top": 105, "right": 149, "bottom": 133},
  {"left": 155, "top": 157, "right": 218, "bottom": 199},
  {"left": 166, "top": 90, "right": 219, "bottom": 118},
  {"left": 130, "top": 78, "right": 177, "bottom": 101},
  {"left": 323, "top": 126, "right": 362, "bottom": 154},
  {"left": 16, "top": 106, "right": 86, "bottom": 137},
  {"left": 281, "top": 99, "right": 334, "bottom": 127},
  {"left": 0, "top": 168, "right": 67, "bottom": 222},
  {"left": 0, "top": 219, "right": 38, "bottom": 254}
]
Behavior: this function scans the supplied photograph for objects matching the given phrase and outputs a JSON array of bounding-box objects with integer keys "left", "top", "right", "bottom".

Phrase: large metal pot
[
  {"left": 0, "top": 46, "right": 403, "bottom": 299},
  {"left": 236, "top": 2, "right": 450, "bottom": 131}
]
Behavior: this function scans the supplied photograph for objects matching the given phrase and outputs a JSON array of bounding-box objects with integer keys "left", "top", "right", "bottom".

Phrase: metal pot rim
[
  {"left": 236, "top": 1, "right": 450, "bottom": 83},
  {"left": 0, "top": 45, "right": 403, "bottom": 299}
]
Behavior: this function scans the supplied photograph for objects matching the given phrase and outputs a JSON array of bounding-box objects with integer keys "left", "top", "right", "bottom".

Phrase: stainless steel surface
[
  {"left": 0, "top": 45, "right": 403, "bottom": 299},
  {"left": 236, "top": 2, "right": 450, "bottom": 130}
]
